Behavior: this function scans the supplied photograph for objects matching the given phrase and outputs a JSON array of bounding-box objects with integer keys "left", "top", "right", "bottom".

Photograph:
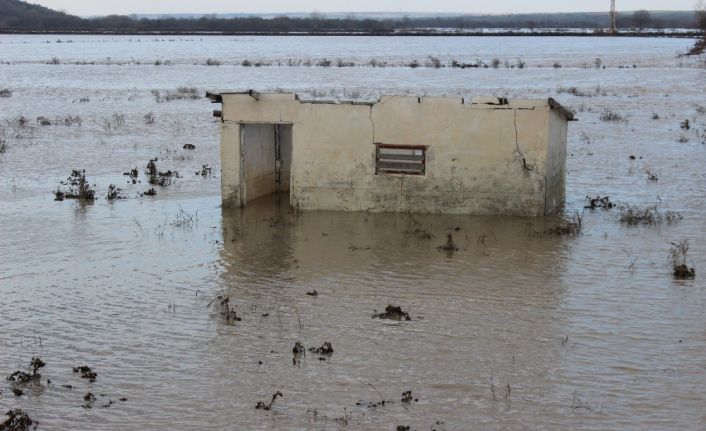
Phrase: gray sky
[{"left": 34, "top": 1, "right": 698, "bottom": 16}]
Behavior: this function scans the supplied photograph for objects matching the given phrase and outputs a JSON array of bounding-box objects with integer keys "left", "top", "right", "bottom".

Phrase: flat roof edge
[
  {"left": 213, "top": 90, "right": 576, "bottom": 121},
  {"left": 548, "top": 98, "right": 577, "bottom": 121}
]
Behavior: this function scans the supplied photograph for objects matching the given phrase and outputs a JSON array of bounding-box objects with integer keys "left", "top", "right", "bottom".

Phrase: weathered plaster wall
[
  {"left": 219, "top": 93, "right": 569, "bottom": 215},
  {"left": 278, "top": 125, "right": 293, "bottom": 193},
  {"left": 241, "top": 124, "right": 277, "bottom": 203},
  {"left": 545, "top": 110, "right": 568, "bottom": 213},
  {"left": 220, "top": 121, "right": 241, "bottom": 207}
]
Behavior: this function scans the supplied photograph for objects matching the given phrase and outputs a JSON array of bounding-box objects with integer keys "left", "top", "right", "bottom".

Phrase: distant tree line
[{"left": 0, "top": 0, "right": 704, "bottom": 33}]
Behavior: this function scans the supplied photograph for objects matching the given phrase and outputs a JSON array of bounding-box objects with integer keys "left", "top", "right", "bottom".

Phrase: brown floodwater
[{"left": 1, "top": 35, "right": 705, "bottom": 430}]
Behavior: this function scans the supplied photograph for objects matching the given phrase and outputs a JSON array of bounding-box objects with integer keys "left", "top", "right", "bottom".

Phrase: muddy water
[{"left": 1, "top": 35, "right": 705, "bottom": 430}]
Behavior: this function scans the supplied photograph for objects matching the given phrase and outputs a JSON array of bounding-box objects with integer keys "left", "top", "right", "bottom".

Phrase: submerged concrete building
[{"left": 210, "top": 91, "right": 574, "bottom": 216}]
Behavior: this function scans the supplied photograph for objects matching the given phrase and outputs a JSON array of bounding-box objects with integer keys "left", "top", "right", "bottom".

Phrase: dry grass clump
[
  {"left": 557, "top": 86, "right": 602, "bottom": 97},
  {"left": 585, "top": 195, "right": 614, "bottom": 209},
  {"left": 545, "top": 211, "right": 583, "bottom": 236},
  {"left": 669, "top": 240, "right": 695, "bottom": 279},
  {"left": 600, "top": 109, "right": 627, "bottom": 122},
  {"left": 54, "top": 170, "right": 96, "bottom": 201},
  {"left": 146, "top": 158, "right": 179, "bottom": 186},
  {"left": 151, "top": 87, "right": 201, "bottom": 103},
  {"left": 106, "top": 184, "right": 126, "bottom": 201},
  {"left": 0, "top": 409, "right": 35, "bottom": 431},
  {"left": 686, "top": 37, "right": 705, "bottom": 56},
  {"left": 618, "top": 206, "right": 682, "bottom": 226}
]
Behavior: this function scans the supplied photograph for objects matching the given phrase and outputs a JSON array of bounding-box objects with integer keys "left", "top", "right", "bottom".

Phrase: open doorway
[{"left": 240, "top": 123, "right": 292, "bottom": 205}]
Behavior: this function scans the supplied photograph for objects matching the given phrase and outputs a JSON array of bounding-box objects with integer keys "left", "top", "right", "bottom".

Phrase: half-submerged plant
[
  {"left": 669, "top": 240, "right": 695, "bottom": 279},
  {"left": 54, "top": 170, "right": 95, "bottom": 201}
]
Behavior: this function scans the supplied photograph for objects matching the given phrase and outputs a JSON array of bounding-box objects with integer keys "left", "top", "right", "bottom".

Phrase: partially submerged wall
[
  {"left": 218, "top": 93, "right": 570, "bottom": 216},
  {"left": 241, "top": 124, "right": 277, "bottom": 203}
]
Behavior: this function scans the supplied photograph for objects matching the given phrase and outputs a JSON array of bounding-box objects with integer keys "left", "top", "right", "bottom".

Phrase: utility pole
[{"left": 609, "top": 0, "right": 618, "bottom": 34}]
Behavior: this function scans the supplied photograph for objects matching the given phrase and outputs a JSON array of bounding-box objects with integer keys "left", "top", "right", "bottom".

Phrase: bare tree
[
  {"left": 632, "top": 10, "right": 651, "bottom": 31},
  {"left": 697, "top": 0, "right": 706, "bottom": 33}
]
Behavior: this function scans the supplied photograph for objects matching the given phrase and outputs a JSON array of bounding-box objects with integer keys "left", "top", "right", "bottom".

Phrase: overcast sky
[{"left": 33, "top": 1, "right": 699, "bottom": 16}]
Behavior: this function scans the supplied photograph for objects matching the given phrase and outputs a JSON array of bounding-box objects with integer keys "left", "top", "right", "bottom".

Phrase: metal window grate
[{"left": 375, "top": 144, "right": 426, "bottom": 176}]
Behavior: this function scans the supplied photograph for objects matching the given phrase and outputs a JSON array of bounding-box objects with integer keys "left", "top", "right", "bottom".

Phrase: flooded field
[{"left": 1, "top": 35, "right": 705, "bottom": 430}]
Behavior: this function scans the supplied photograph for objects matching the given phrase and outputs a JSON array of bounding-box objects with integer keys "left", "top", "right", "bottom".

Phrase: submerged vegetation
[
  {"left": 373, "top": 305, "right": 411, "bottom": 321},
  {"left": 545, "top": 211, "right": 583, "bottom": 236},
  {"left": 618, "top": 206, "right": 682, "bottom": 226},
  {"left": 151, "top": 87, "right": 201, "bottom": 103},
  {"left": 146, "top": 158, "right": 179, "bottom": 186},
  {"left": 54, "top": 170, "right": 96, "bottom": 201},
  {"left": 0, "top": 409, "right": 36, "bottom": 431},
  {"left": 669, "top": 240, "right": 696, "bottom": 279}
]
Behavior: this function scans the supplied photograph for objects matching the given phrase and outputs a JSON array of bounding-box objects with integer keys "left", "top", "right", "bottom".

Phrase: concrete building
[{"left": 209, "top": 91, "right": 574, "bottom": 216}]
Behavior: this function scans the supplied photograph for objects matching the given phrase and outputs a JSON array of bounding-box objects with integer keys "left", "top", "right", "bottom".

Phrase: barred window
[{"left": 375, "top": 144, "right": 426, "bottom": 176}]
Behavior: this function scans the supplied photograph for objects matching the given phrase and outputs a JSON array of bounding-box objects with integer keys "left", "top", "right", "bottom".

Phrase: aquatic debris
[
  {"left": 293, "top": 341, "right": 305, "bottom": 355},
  {"left": 144, "top": 112, "right": 155, "bottom": 124},
  {"left": 402, "top": 227, "right": 433, "bottom": 240},
  {"left": 36, "top": 116, "right": 51, "bottom": 126},
  {"left": 437, "top": 233, "right": 458, "bottom": 251},
  {"left": 197, "top": 164, "right": 212, "bottom": 176},
  {"left": 7, "top": 371, "right": 32, "bottom": 383},
  {"left": 397, "top": 426, "right": 410, "bottom": 431},
  {"left": 308, "top": 342, "right": 334, "bottom": 356},
  {"left": 0, "top": 89, "right": 12, "bottom": 98},
  {"left": 373, "top": 305, "right": 411, "bottom": 321},
  {"left": 123, "top": 167, "right": 138, "bottom": 184},
  {"left": 183, "top": 144, "right": 195, "bottom": 150},
  {"left": 142, "top": 188, "right": 157, "bottom": 197},
  {"left": 146, "top": 158, "right": 179, "bottom": 186},
  {"left": 669, "top": 240, "right": 695, "bottom": 280},
  {"left": 356, "top": 398, "right": 390, "bottom": 408},
  {"left": 646, "top": 171, "right": 659, "bottom": 182},
  {"left": 306, "top": 290, "right": 318, "bottom": 296},
  {"left": 0, "top": 409, "right": 36, "bottom": 431},
  {"left": 7, "top": 358, "right": 45, "bottom": 383},
  {"left": 53, "top": 170, "right": 96, "bottom": 201},
  {"left": 585, "top": 195, "right": 614, "bottom": 209},
  {"left": 73, "top": 365, "right": 97, "bottom": 382},
  {"left": 545, "top": 211, "right": 583, "bottom": 236},
  {"left": 106, "top": 184, "right": 126, "bottom": 201},
  {"left": 29, "top": 358, "right": 44, "bottom": 376},
  {"left": 207, "top": 296, "right": 241, "bottom": 322},
  {"left": 12, "top": 388, "right": 23, "bottom": 397},
  {"left": 680, "top": 119, "right": 690, "bottom": 130},
  {"left": 401, "top": 390, "right": 418, "bottom": 403},
  {"left": 674, "top": 265, "right": 696, "bottom": 279},
  {"left": 293, "top": 340, "right": 305, "bottom": 365},
  {"left": 255, "top": 391, "right": 283, "bottom": 410},
  {"left": 83, "top": 392, "right": 96, "bottom": 409}
]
